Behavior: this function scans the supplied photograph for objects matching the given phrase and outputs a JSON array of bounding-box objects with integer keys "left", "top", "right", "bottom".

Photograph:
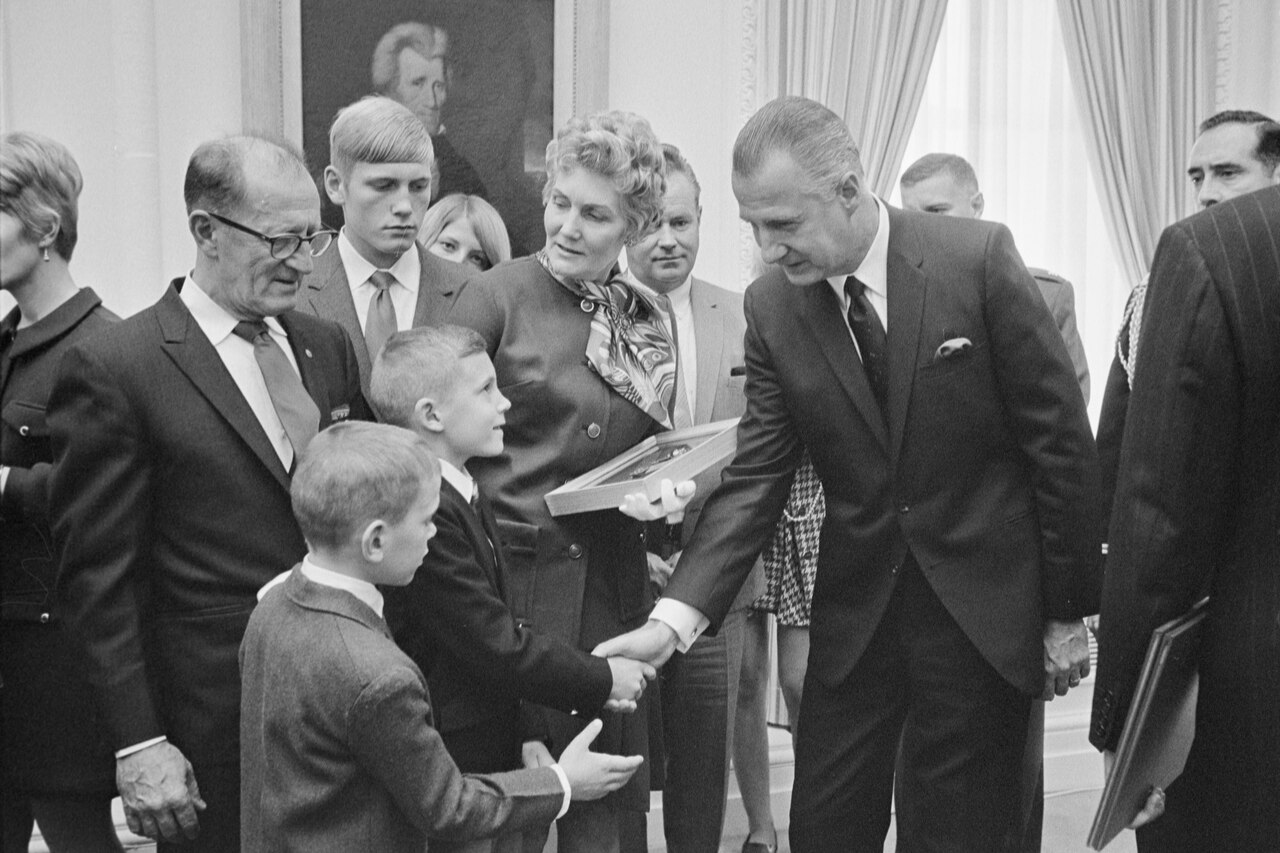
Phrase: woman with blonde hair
[
  {"left": 0, "top": 131, "right": 121, "bottom": 852},
  {"left": 449, "top": 110, "right": 670, "bottom": 852},
  {"left": 419, "top": 192, "right": 512, "bottom": 272}
]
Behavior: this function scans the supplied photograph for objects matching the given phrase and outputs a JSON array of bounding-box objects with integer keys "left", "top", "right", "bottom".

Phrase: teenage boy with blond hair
[{"left": 239, "top": 422, "right": 641, "bottom": 853}]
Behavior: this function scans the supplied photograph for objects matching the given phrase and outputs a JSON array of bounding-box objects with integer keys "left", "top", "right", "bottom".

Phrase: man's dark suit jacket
[
  {"left": 298, "top": 242, "right": 468, "bottom": 392},
  {"left": 666, "top": 206, "right": 1100, "bottom": 699},
  {"left": 48, "top": 279, "right": 366, "bottom": 771},
  {"left": 384, "top": 478, "right": 612, "bottom": 772},
  {"left": 241, "top": 568, "right": 564, "bottom": 853},
  {"left": 1090, "top": 186, "right": 1280, "bottom": 841}
]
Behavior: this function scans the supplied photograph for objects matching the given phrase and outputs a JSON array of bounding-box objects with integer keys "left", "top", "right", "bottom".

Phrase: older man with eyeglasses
[{"left": 47, "top": 135, "right": 367, "bottom": 853}]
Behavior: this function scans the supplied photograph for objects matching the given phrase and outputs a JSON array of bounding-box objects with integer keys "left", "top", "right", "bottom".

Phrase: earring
[{"left": 42, "top": 246, "right": 50, "bottom": 262}]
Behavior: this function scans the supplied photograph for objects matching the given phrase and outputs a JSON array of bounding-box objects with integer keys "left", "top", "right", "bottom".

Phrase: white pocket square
[{"left": 934, "top": 337, "right": 972, "bottom": 360}]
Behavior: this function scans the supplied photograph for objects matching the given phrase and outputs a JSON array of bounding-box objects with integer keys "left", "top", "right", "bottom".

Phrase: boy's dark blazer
[
  {"left": 48, "top": 280, "right": 367, "bottom": 847},
  {"left": 298, "top": 242, "right": 469, "bottom": 391},
  {"left": 241, "top": 567, "right": 565, "bottom": 853},
  {"left": 385, "top": 478, "right": 613, "bottom": 772}
]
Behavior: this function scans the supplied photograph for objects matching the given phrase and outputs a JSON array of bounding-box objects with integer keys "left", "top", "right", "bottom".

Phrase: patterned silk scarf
[{"left": 536, "top": 249, "right": 678, "bottom": 428}]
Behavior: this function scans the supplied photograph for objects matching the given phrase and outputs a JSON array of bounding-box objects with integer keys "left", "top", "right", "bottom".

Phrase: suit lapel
[
  {"left": 155, "top": 283, "right": 290, "bottom": 489},
  {"left": 306, "top": 252, "right": 370, "bottom": 386},
  {"left": 798, "top": 282, "right": 889, "bottom": 450},
  {"left": 473, "top": 491, "right": 508, "bottom": 600},
  {"left": 885, "top": 209, "right": 928, "bottom": 468},
  {"left": 277, "top": 313, "right": 328, "bottom": 426},
  {"left": 689, "top": 279, "right": 725, "bottom": 424},
  {"left": 413, "top": 245, "right": 460, "bottom": 326}
]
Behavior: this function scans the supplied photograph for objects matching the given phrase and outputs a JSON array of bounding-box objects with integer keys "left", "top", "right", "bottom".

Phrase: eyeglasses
[{"left": 205, "top": 211, "right": 336, "bottom": 259}]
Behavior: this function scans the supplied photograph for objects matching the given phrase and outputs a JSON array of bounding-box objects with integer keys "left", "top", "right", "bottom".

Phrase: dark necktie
[
  {"left": 232, "top": 320, "right": 321, "bottom": 462},
  {"left": 845, "top": 276, "right": 888, "bottom": 420},
  {"left": 664, "top": 302, "right": 694, "bottom": 430},
  {"left": 365, "top": 270, "right": 399, "bottom": 361}
]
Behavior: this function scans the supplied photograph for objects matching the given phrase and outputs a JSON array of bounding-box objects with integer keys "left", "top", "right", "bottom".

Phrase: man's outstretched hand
[
  {"left": 558, "top": 719, "right": 644, "bottom": 800},
  {"left": 593, "top": 619, "right": 679, "bottom": 668}
]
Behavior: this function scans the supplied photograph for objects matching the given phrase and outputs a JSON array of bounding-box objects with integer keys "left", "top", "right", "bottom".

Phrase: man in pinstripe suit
[{"left": 1091, "top": 184, "right": 1280, "bottom": 851}]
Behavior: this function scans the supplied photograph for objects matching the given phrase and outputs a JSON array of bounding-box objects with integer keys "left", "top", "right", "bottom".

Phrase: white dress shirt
[
  {"left": 337, "top": 230, "right": 420, "bottom": 333},
  {"left": 649, "top": 196, "right": 892, "bottom": 651},
  {"left": 180, "top": 275, "right": 299, "bottom": 469},
  {"left": 438, "top": 458, "right": 476, "bottom": 503}
]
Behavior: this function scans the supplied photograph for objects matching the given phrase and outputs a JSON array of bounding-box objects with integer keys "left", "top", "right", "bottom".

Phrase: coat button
[
  {"left": 39, "top": 612, "right": 50, "bottom": 624},
  {"left": 19, "top": 425, "right": 30, "bottom": 436},
  {"left": 567, "top": 544, "right": 583, "bottom": 559},
  {"left": 586, "top": 423, "right": 601, "bottom": 439}
]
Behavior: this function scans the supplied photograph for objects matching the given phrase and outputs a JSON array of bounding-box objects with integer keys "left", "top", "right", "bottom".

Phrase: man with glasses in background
[{"left": 47, "top": 136, "right": 366, "bottom": 852}]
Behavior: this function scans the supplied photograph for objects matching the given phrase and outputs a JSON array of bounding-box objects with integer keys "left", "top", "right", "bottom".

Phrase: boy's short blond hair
[
  {"left": 291, "top": 422, "right": 439, "bottom": 551},
  {"left": 368, "top": 325, "right": 489, "bottom": 428},
  {"left": 329, "top": 96, "right": 434, "bottom": 177}
]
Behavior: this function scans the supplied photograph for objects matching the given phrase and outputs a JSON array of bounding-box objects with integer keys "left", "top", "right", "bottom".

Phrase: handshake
[{"left": 591, "top": 478, "right": 697, "bottom": 712}]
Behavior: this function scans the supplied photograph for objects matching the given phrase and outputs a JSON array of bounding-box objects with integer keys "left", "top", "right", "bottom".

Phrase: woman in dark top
[
  {"left": 450, "top": 111, "right": 669, "bottom": 852},
  {"left": 1, "top": 131, "right": 120, "bottom": 853}
]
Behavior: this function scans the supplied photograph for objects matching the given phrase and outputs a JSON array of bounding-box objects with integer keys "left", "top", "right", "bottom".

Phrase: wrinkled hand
[
  {"left": 1043, "top": 618, "right": 1091, "bottom": 699},
  {"left": 117, "top": 740, "right": 206, "bottom": 842},
  {"left": 593, "top": 619, "right": 678, "bottom": 668},
  {"left": 522, "top": 740, "right": 555, "bottom": 769},
  {"left": 602, "top": 656, "right": 657, "bottom": 712},
  {"left": 1103, "top": 750, "right": 1166, "bottom": 829},
  {"left": 617, "top": 479, "right": 696, "bottom": 522},
  {"left": 559, "top": 719, "right": 644, "bottom": 800},
  {"left": 645, "top": 551, "right": 676, "bottom": 593}
]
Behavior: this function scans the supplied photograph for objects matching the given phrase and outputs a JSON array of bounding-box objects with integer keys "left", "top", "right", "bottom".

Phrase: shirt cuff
[
  {"left": 549, "top": 763, "right": 572, "bottom": 819},
  {"left": 115, "top": 735, "right": 167, "bottom": 759},
  {"left": 649, "top": 598, "right": 709, "bottom": 653},
  {"left": 0, "top": 465, "right": 9, "bottom": 498}
]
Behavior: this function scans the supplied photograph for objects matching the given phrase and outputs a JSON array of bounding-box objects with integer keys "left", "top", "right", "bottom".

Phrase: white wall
[
  {"left": 608, "top": 0, "right": 753, "bottom": 292},
  {"left": 1, "top": 0, "right": 242, "bottom": 318}
]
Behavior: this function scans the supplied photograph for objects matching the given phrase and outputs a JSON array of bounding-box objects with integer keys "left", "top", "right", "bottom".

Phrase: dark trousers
[
  {"left": 789, "top": 559, "right": 1031, "bottom": 853},
  {"left": 658, "top": 606, "right": 747, "bottom": 853}
]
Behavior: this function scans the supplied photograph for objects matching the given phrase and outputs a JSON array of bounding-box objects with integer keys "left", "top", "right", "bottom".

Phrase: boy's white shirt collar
[
  {"left": 337, "top": 229, "right": 420, "bottom": 294},
  {"left": 437, "top": 458, "right": 475, "bottom": 501},
  {"left": 256, "top": 555, "right": 385, "bottom": 618}
]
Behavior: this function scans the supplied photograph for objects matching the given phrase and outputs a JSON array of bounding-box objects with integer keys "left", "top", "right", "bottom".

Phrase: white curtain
[
  {"left": 894, "top": 0, "right": 1128, "bottom": 425},
  {"left": 759, "top": 0, "right": 949, "bottom": 196},
  {"left": 1057, "top": 0, "right": 1216, "bottom": 285}
]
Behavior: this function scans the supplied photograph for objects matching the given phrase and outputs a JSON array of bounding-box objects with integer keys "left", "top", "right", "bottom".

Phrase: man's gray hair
[
  {"left": 371, "top": 21, "right": 450, "bottom": 95},
  {"left": 183, "top": 135, "right": 308, "bottom": 215},
  {"left": 732, "top": 96, "right": 863, "bottom": 198}
]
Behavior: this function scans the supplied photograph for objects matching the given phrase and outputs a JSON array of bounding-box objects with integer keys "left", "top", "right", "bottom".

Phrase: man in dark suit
[
  {"left": 898, "top": 149, "right": 1095, "bottom": 853},
  {"left": 1090, "top": 186, "right": 1280, "bottom": 850},
  {"left": 300, "top": 96, "right": 468, "bottom": 394},
  {"left": 598, "top": 96, "right": 1100, "bottom": 852},
  {"left": 1096, "top": 110, "right": 1280, "bottom": 528},
  {"left": 48, "top": 135, "right": 366, "bottom": 851},
  {"left": 624, "top": 143, "right": 763, "bottom": 852}
]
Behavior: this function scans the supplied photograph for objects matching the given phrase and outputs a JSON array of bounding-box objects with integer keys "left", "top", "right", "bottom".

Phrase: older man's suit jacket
[
  {"left": 241, "top": 568, "right": 564, "bottom": 853},
  {"left": 1090, "top": 187, "right": 1280, "bottom": 839},
  {"left": 666, "top": 206, "right": 1100, "bottom": 699},
  {"left": 384, "top": 478, "right": 612, "bottom": 772},
  {"left": 48, "top": 280, "right": 366, "bottom": 767},
  {"left": 299, "top": 242, "right": 468, "bottom": 391}
]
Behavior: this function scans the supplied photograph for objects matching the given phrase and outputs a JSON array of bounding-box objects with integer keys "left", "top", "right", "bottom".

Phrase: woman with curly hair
[{"left": 449, "top": 111, "right": 671, "bottom": 852}]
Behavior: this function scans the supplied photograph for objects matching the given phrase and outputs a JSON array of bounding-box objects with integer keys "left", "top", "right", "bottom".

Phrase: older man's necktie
[
  {"left": 365, "top": 270, "right": 399, "bottom": 361},
  {"left": 232, "top": 320, "right": 320, "bottom": 460},
  {"left": 665, "top": 303, "right": 695, "bottom": 431},
  {"left": 845, "top": 276, "right": 888, "bottom": 421}
]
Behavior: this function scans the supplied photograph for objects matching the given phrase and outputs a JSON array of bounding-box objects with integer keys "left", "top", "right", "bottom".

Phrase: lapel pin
[{"left": 304, "top": 348, "right": 313, "bottom": 358}]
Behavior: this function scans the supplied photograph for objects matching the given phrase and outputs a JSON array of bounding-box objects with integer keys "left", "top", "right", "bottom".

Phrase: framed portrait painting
[{"left": 239, "top": 0, "right": 609, "bottom": 257}]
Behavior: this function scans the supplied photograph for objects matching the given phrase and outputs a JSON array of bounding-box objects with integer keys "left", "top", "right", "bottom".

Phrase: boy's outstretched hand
[
  {"left": 559, "top": 719, "right": 643, "bottom": 800},
  {"left": 602, "top": 656, "right": 657, "bottom": 712}
]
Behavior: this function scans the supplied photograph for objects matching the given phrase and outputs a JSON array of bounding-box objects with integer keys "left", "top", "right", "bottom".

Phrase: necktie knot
[
  {"left": 370, "top": 270, "right": 396, "bottom": 293},
  {"left": 232, "top": 319, "right": 270, "bottom": 343}
]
